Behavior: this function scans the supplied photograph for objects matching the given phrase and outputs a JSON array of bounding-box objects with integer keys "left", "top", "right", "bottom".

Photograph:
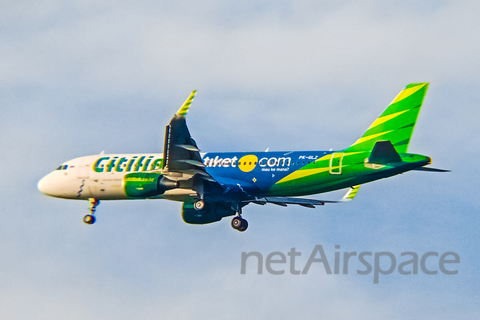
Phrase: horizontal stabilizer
[
  {"left": 368, "top": 140, "right": 401, "bottom": 164},
  {"left": 413, "top": 166, "right": 450, "bottom": 172}
]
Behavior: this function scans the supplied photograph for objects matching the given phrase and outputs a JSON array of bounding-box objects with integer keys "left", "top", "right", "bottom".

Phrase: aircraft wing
[
  {"left": 161, "top": 91, "right": 223, "bottom": 194},
  {"left": 163, "top": 90, "right": 205, "bottom": 172},
  {"left": 245, "top": 185, "right": 361, "bottom": 208},
  {"left": 246, "top": 196, "right": 339, "bottom": 208},
  {"left": 264, "top": 197, "right": 338, "bottom": 208}
]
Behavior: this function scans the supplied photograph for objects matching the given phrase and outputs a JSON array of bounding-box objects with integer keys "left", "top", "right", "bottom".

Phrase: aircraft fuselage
[{"left": 38, "top": 150, "right": 430, "bottom": 202}]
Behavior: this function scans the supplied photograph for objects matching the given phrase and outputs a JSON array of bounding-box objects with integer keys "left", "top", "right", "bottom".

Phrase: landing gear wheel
[
  {"left": 238, "top": 219, "right": 248, "bottom": 232},
  {"left": 83, "top": 214, "right": 96, "bottom": 225},
  {"left": 231, "top": 216, "right": 242, "bottom": 229},
  {"left": 231, "top": 216, "right": 248, "bottom": 232},
  {"left": 84, "top": 198, "right": 99, "bottom": 225},
  {"left": 194, "top": 199, "right": 207, "bottom": 212}
]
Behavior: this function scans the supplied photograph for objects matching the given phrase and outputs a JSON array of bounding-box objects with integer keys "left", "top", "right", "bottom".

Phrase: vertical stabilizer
[{"left": 345, "top": 83, "right": 429, "bottom": 153}]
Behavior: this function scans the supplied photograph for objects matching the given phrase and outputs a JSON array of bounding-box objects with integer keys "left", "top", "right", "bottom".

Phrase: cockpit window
[{"left": 56, "top": 165, "right": 68, "bottom": 170}]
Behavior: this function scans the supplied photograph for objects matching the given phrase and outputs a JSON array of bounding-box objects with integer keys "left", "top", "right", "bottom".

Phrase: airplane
[{"left": 38, "top": 83, "right": 448, "bottom": 232}]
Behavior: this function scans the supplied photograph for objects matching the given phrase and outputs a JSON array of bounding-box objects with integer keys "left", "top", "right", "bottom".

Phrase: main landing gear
[
  {"left": 84, "top": 198, "right": 99, "bottom": 225},
  {"left": 194, "top": 199, "right": 249, "bottom": 232},
  {"left": 231, "top": 205, "right": 248, "bottom": 232}
]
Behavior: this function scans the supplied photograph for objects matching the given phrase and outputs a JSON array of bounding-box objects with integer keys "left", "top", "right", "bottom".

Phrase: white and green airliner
[{"left": 38, "top": 83, "right": 447, "bottom": 231}]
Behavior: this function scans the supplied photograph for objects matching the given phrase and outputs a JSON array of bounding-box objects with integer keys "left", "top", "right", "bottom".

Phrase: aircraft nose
[{"left": 38, "top": 173, "right": 58, "bottom": 197}]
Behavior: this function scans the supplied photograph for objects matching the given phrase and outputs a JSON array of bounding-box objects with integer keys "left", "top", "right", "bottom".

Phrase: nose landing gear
[
  {"left": 83, "top": 214, "right": 96, "bottom": 224},
  {"left": 84, "top": 198, "right": 99, "bottom": 225}
]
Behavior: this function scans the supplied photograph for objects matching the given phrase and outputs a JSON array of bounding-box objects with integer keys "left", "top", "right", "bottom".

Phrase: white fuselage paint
[{"left": 38, "top": 154, "right": 184, "bottom": 201}]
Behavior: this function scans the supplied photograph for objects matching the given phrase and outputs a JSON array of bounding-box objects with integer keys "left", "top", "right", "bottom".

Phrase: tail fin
[{"left": 345, "top": 83, "right": 429, "bottom": 153}]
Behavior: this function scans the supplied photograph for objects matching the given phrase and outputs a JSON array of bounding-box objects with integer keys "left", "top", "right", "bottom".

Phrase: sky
[{"left": 1, "top": 0, "right": 479, "bottom": 319}]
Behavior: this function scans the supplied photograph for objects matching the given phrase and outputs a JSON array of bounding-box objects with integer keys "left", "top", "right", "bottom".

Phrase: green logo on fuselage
[{"left": 93, "top": 156, "right": 163, "bottom": 173}]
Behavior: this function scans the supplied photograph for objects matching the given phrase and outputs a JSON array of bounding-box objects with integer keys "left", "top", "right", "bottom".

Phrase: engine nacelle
[
  {"left": 123, "top": 172, "right": 179, "bottom": 198},
  {"left": 182, "top": 201, "right": 236, "bottom": 224}
]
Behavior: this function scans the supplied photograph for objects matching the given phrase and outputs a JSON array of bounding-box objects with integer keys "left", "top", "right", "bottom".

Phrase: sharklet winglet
[
  {"left": 342, "top": 185, "right": 360, "bottom": 201},
  {"left": 175, "top": 90, "right": 197, "bottom": 118}
]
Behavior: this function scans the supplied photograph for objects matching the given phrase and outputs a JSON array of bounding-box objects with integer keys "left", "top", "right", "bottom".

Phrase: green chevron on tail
[{"left": 346, "top": 82, "right": 428, "bottom": 153}]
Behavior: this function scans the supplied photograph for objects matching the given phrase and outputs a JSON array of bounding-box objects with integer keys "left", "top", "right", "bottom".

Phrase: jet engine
[
  {"left": 123, "top": 172, "right": 179, "bottom": 198},
  {"left": 182, "top": 201, "right": 236, "bottom": 224}
]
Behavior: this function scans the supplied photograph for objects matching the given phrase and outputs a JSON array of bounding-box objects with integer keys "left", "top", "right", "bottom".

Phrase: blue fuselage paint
[{"left": 203, "top": 151, "right": 333, "bottom": 196}]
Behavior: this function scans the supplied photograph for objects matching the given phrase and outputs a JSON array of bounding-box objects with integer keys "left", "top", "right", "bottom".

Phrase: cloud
[
  {"left": 3, "top": 1, "right": 480, "bottom": 95},
  {"left": 1, "top": 1, "right": 479, "bottom": 319}
]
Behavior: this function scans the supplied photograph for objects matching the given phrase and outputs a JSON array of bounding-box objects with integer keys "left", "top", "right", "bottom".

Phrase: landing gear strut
[
  {"left": 231, "top": 204, "right": 248, "bottom": 232},
  {"left": 84, "top": 198, "right": 99, "bottom": 225}
]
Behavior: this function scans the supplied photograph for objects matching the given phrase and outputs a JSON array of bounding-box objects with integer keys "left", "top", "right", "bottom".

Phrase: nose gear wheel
[{"left": 84, "top": 198, "right": 99, "bottom": 225}]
